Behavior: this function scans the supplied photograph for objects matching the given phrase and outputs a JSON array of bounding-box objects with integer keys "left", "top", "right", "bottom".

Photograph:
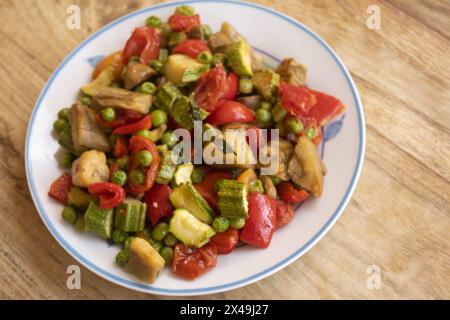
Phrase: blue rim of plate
[{"left": 25, "top": 0, "right": 365, "bottom": 295}]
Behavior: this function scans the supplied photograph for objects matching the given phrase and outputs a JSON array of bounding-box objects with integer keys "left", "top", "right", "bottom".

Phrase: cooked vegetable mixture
[{"left": 48, "top": 6, "right": 345, "bottom": 283}]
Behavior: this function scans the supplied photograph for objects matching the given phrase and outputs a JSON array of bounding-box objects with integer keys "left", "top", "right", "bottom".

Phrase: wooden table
[{"left": 0, "top": 0, "right": 448, "bottom": 299}]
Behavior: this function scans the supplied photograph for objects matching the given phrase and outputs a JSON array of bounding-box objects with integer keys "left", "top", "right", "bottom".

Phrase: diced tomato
[
  {"left": 307, "top": 90, "right": 345, "bottom": 126},
  {"left": 278, "top": 182, "right": 309, "bottom": 204},
  {"left": 206, "top": 101, "right": 255, "bottom": 126},
  {"left": 92, "top": 51, "right": 124, "bottom": 83},
  {"left": 209, "top": 228, "right": 239, "bottom": 254},
  {"left": 223, "top": 72, "right": 238, "bottom": 101},
  {"left": 87, "top": 182, "right": 126, "bottom": 209},
  {"left": 122, "top": 27, "right": 160, "bottom": 65},
  {"left": 194, "top": 171, "right": 232, "bottom": 210},
  {"left": 48, "top": 173, "right": 72, "bottom": 205},
  {"left": 113, "top": 135, "right": 129, "bottom": 159},
  {"left": 279, "top": 81, "right": 317, "bottom": 118},
  {"left": 169, "top": 13, "right": 200, "bottom": 32},
  {"left": 172, "top": 39, "right": 210, "bottom": 59},
  {"left": 144, "top": 184, "right": 173, "bottom": 226},
  {"left": 194, "top": 64, "right": 235, "bottom": 112},
  {"left": 96, "top": 109, "right": 143, "bottom": 129},
  {"left": 113, "top": 114, "right": 152, "bottom": 135},
  {"left": 275, "top": 200, "right": 295, "bottom": 229},
  {"left": 240, "top": 193, "right": 277, "bottom": 248},
  {"left": 172, "top": 243, "right": 217, "bottom": 280},
  {"left": 127, "top": 136, "right": 160, "bottom": 195}
]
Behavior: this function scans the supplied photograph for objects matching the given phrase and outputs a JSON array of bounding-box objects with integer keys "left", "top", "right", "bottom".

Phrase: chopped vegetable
[
  {"left": 249, "top": 179, "right": 264, "bottom": 194},
  {"left": 206, "top": 101, "right": 255, "bottom": 126},
  {"left": 62, "top": 206, "right": 77, "bottom": 224},
  {"left": 169, "top": 209, "right": 215, "bottom": 248},
  {"left": 113, "top": 114, "right": 152, "bottom": 135},
  {"left": 212, "top": 216, "right": 230, "bottom": 233},
  {"left": 92, "top": 87, "right": 153, "bottom": 115},
  {"left": 278, "top": 181, "right": 309, "bottom": 203},
  {"left": 190, "top": 166, "right": 205, "bottom": 184},
  {"left": 160, "top": 246, "right": 174, "bottom": 265},
  {"left": 114, "top": 198, "right": 147, "bottom": 232},
  {"left": 152, "top": 222, "right": 169, "bottom": 241},
  {"left": 124, "top": 63, "right": 157, "bottom": 90},
  {"left": 172, "top": 243, "right": 217, "bottom": 280},
  {"left": 173, "top": 163, "right": 194, "bottom": 186},
  {"left": 172, "top": 39, "right": 210, "bottom": 59},
  {"left": 154, "top": 82, "right": 181, "bottom": 112},
  {"left": 84, "top": 201, "right": 115, "bottom": 239},
  {"left": 164, "top": 54, "right": 209, "bottom": 86},
  {"left": 87, "top": 182, "right": 126, "bottom": 209},
  {"left": 144, "top": 183, "right": 174, "bottom": 226},
  {"left": 146, "top": 16, "right": 161, "bottom": 28},
  {"left": 169, "top": 13, "right": 200, "bottom": 32},
  {"left": 71, "top": 150, "right": 110, "bottom": 188},
  {"left": 226, "top": 41, "right": 253, "bottom": 77},
  {"left": 275, "top": 200, "right": 295, "bottom": 228},
  {"left": 275, "top": 58, "right": 307, "bottom": 86},
  {"left": 122, "top": 26, "right": 160, "bottom": 65},
  {"left": 81, "top": 66, "right": 114, "bottom": 96},
  {"left": 252, "top": 70, "right": 280, "bottom": 102},
  {"left": 209, "top": 228, "right": 239, "bottom": 254},
  {"left": 155, "top": 148, "right": 177, "bottom": 184},
  {"left": 68, "top": 186, "right": 94, "bottom": 210},
  {"left": 217, "top": 179, "right": 248, "bottom": 220},
  {"left": 112, "top": 229, "right": 128, "bottom": 244}
]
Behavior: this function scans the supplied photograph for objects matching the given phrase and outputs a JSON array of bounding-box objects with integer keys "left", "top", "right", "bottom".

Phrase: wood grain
[{"left": 0, "top": 0, "right": 448, "bottom": 299}]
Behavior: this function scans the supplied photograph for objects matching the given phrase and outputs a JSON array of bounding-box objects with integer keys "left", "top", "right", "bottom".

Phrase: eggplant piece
[
  {"left": 260, "top": 175, "right": 277, "bottom": 199},
  {"left": 69, "top": 103, "right": 110, "bottom": 152},
  {"left": 71, "top": 150, "right": 110, "bottom": 187},
  {"left": 92, "top": 87, "right": 153, "bottom": 114},
  {"left": 237, "top": 95, "right": 263, "bottom": 110},
  {"left": 123, "top": 62, "right": 157, "bottom": 90},
  {"left": 276, "top": 58, "right": 307, "bottom": 86}
]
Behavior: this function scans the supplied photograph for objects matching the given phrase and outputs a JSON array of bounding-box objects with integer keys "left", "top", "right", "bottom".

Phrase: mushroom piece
[
  {"left": 275, "top": 58, "right": 307, "bottom": 86},
  {"left": 92, "top": 87, "right": 153, "bottom": 114},
  {"left": 237, "top": 95, "right": 263, "bottom": 110},
  {"left": 69, "top": 103, "right": 110, "bottom": 152},
  {"left": 288, "top": 136, "right": 323, "bottom": 197},
  {"left": 71, "top": 150, "right": 110, "bottom": 187},
  {"left": 123, "top": 62, "right": 158, "bottom": 90},
  {"left": 258, "top": 139, "right": 293, "bottom": 181}
]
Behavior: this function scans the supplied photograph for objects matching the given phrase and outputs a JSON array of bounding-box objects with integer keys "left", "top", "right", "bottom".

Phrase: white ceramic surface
[{"left": 25, "top": 0, "right": 365, "bottom": 295}]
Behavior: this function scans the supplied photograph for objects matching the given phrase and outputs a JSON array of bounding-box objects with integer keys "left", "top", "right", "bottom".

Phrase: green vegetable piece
[
  {"left": 151, "top": 109, "right": 168, "bottom": 127},
  {"left": 112, "top": 229, "right": 128, "bottom": 245},
  {"left": 74, "top": 214, "right": 86, "bottom": 232},
  {"left": 145, "top": 15, "right": 161, "bottom": 28},
  {"left": 58, "top": 151, "right": 73, "bottom": 169},
  {"left": 58, "top": 108, "right": 70, "bottom": 121},
  {"left": 256, "top": 108, "right": 272, "bottom": 125},
  {"left": 152, "top": 222, "right": 169, "bottom": 241},
  {"left": 114, "top": 198, "right": 147, "bottom": 232},
  {"left": 165, "top": 54, "right": 209, "bottom": 86},
  {"left": 249, "top": 179, "right": 264, "bottom": 194},
  {"left": 159, "top": 48, "right": 169, "bottom": 62},
  {"left": 271, "top": 102, "right": 287, "bottom": 122},
  {"left": 239, "top": 78, "right": 254, "bottom": 94},
  {"left": 81, "top": 66, "right": 114, "bottom": 96},
  {"left": 270, "top": 175, "right": 282, "bottom": 186},
  {"left": 84, "top": 201, "right": 114, "bottom": 239},
  {"left": 169, "top": 209, "right": 215, "bottom": 248},
  {"left": 170, "top": 183, "right": 215, "bottom": 224},
  {"left": 137, "top": 150, "right": 153, "bottom": 167},
  {"left": 229, "top": 217, "right": 246, "bottom": 229},
  {"left": 160, "top": 246, "right": 174, "bottom": 265},
  {"left": 116, "top": 156, "right": 129, "bottom": 170},
  {"left": 259, "top": 101, "right": 272, "bottom": 111},
  {"left": 53, "top": 119, "right": 69, "bottom": 132},
  {"left": 130, "top": 169, "right": 145, "bottom": 185},
  {"left": 252, "top": 70, "right": 280, "bottom": 102},
  {"left": 124, "top": 236, "right": 134, "bottom": 250},
  {"left": 161, "top": 131, "right": 179, "bottom": 148},
  {"left": 155, "top": 149, "right": 177, "bottom": 184},
  {"left": 111, "top": 170, "right": 127, "bottom": 186},
  {"left": 212, "top": 216, "right": 230, "bottom": 233},
  {"left": 170, "top": 96, "right": 194, "bottom": 129},
  {"left": 68, "top": 186, "right": 94, "bottom": 210},
  {"left": 139, "top": 81, "right": 156, "bottom": 95},
  {"left": 211, "top": 53, "right": 226, "bottom": 65},
  {"left": 160, "top": 23, "right": 172, "bottom": 37},
  {"left": 79, "top": 96, "right": 92, "bottom": 106},
  {"left": 197, "top": 51, "right": 212, "bottom": 64},
  {"left": 306, "top": 127, "right": 316, "bottom": 140},
  {"left": 226, "top": 41, "right": 253, "bottom": 77},
  {"left": 176, "top": 5, "right": 195, "bottom": 16},
  {"left": 149, "top": 60, "right": 164, "bottom": 73},
  {"left": 163, "top": 233, "right": 179, "bottom": 247},
  {"left": 173, "top": 163, "right": 194, "bottom": 186},
  {"left": 116, "top": 249, "right": 130, "bottom": 267},
  {"left": 286, "top": 117, "right": 303, "bottom": 134},
  {"left": 169, "top": 32, "right": 187, "bottom": 49},
  {"left": 148, "top": 237, "right": 163, "bottom": 252},
  {"left": 62, "top": 206, "right": 77, "bottom": 224},
  {"left": 217, "top": 179, "right": 249, "bottom": 220},
  {"left": 190, "top": 166, "right": 205, "bottom": 184},
  {"left": 101, "top": 107, "right": 116, "bottom": 122},
  {"left": 154, "top": 82, "right": 181, "bottom": 112},
  {"left": 201, "top": 24, "right": 212, "bottom": 40}
]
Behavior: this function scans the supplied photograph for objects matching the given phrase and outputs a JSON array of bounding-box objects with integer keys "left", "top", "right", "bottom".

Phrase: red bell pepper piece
[
  {"left": 209, "top": 228, "right": 239, "bottom": 254},
  {"left": 172, "top": 39, "right": 210, "bottom": 59},
  {"left": 113, "top": 114, "right": 152, "bottom": 135},
  {"left": 275, "top": 200, "right": 295, "bottom": 229},
  {"left": 172, "top": 243, "right": 217, "bottom": 280},
  {"left": 87, "top": 182, "right": 126, "bottom": 209},
  {"left": 307, "top": 90, "right": 345, "bottom": 126},
  {"left": 206, "top": 101, "right": 255, "bottom": 126},
  {"left": 193, "top": 171, "right": 232, "bottom": 210},
  {"left": 113, "top": 135, "right": 129, "bottom": 158},
  {"left": 144, "top": 184, "right": 173, "bottom": 226},
  {"left": 278, "top": 182, "right": 309, "bottom": 203},
  {"left": 122, "top": 27, "right": 160, "bottom": 65},
  {"left": 279, "top": 81, "right": 317, "bottom": 118},
  {"left": 127, "top": 136, "right": 160, "bottom": 195},
  {"left": 223, "top": 72, "right": 238, "bottom": 101},
  {"left": 48, "top": 173, "right": 72, "bottom": 205},
  {"left": 92, "top": 51, "right": 124, "bottom": 83},
  {"left": 96, "top": 109, "right": 143, "bottom": 129},
  {"left": 240, "top": 193, "right": 277, "bottom": 248},
  {"left": 169, "top": 13, "right": 200, "bottom": 32}
]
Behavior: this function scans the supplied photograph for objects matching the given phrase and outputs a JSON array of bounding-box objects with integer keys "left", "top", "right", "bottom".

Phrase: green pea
[
  {"left": 239, "top": 78, "right": 254, "bottom": 94},
  {"left": 270, "top": 175, "right": 282, "bottom": 186},
  {"left": 123, "top": 237, "right": 134, "bottom": 250},
  {"left": 271, "top": 102, "right": 287, "bottom": 122},
  {"left": 58, "top": 152, "right": 73, "bottom": 169},
  {"left": 161, "top": 131, "right": 178, "bottom": 148},
  {"left": 191, "top": 167, "right": 205, "bottom": 184},
  {"left": 211, "top": 53, "right": 226, "bottom": 65},
  {"left": 80, "top": 96, "right": 92, "bottom": 106},
  {"left": 249, "top": 179, "right": 264, "bottom": 194},
  {"left": 111, "top": 170, "right": 127, "bottom": 186},
  {"left": 130, "top": 169, "right": 145, "bottom": 185},
  {"left": 212, "top": 217, "right": 230, "bottom": 233},
  {"left": 107, "top": 158, "right": 115, "bottom": 167},
  {"left": 136, "top": 129, "right": 152, "bottom": 140},
  {"left": 163, "top": 233, "right": 179, "bottom": 247},
  {"left": 116, "top": 156, "right": 129, "bottom": 170},
  {"left": 230, "top": 217, "right": 246, "bottom": 229},
  {"left": 149, "top": 60, "right": 163, "bottom": 73},
  {"left": 306, "top": 127, "right": 316, "bottom": 140},
  {"left": 101, "top": 107, "right": 116, "bottom": 122},
  {"left": 137, "top": 150, "right": 153, "bottom": 167},
  {"left": 255, "top": 109, "right": 272, "bottom": 125},
  {"left": 259, "top": 101, "right": 272, "bottom": 111},
  {"left": 160, "top": 247, "right": 174, "bottom": 265},
  {"left": 58, "top": 108, "right": 70, "bottom": 121},
  {"left": 152, "top": 222, "right": 169, "bottom": 241},
  {"left": 74, "top": 215, "right": 85, "bottom": 232},
  {"left": 112, "top": 230, "right": 128, "bottom": 245},
  {"left": 151, "top": 109, "right": 168, "bottom": 127},
  {"left": 139, "top": 82, "right": 156, "bottom": 95},
  {"left": 115, "top": 249, "right": 130, "bottom": 267},
  {"left": 197, "top": 51, "right": 212, "bottom": 64},
  {"left": 201, "top": 24, "right": 212, "bottom": 39},
  {"left": 53, "top": 118, "right": 69, "bottom": 132},
  {"left": 145, "top": 15, "right": 161, "bottom": 28},
  {"left": 176, "top": 5, "right": 195, "bottom": 16},
  {"left": 62, "top": 206, "right": 77, "bottom": 224},
  {"left": 148, "top": 237, "right": 163, "bottom": 252},
  {"left": 286, "top": 118, "right": 303, "bottom": 134}
]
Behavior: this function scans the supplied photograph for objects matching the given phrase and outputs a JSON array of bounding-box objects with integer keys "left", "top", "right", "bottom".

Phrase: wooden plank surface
[{"left": 0, "top": 0, "right": 448, "bottom": 299}]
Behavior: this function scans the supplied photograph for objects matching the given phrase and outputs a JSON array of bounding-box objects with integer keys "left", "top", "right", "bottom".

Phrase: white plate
[{"left": 25, "top": 0, "right": 365, "bottom": 296}]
